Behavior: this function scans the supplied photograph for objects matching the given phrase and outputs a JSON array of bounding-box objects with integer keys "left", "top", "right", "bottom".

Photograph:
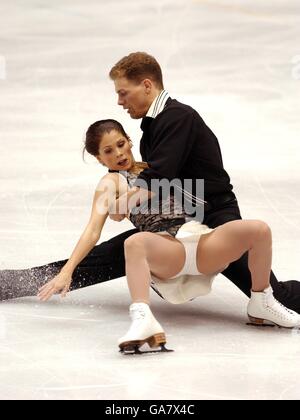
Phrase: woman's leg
[
  {"left": 196, "top": 219, "right": 272, "bottom": 292},
  {"left": 204, "top": 204, "right": 300, "bottom": 313},
  {"left": 196, "top": 219, "right": 300, "bottom": 327},
  {"left": 124, "top": 232, "right": 186, "bottom": 304},
  {"left": 119, "top": 232, "right": 185, "bottom": 351}
]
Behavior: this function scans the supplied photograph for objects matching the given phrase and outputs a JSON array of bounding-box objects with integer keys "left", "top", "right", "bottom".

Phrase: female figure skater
[{"left": 37, "top": 119, "right": 300, "bottom": 352}]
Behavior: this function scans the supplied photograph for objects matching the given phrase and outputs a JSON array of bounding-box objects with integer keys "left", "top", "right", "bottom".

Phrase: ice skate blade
[
  {"left": 247, "top": 322, "right": 275, "bottom": 328},
  {"left": 119, "top": 343, "right": 174, "bottom": 355},
  {"left": 247, "top": 315, "right": 297, "bottom": 329},
  {"left": 119, "top": 332, "right": 167, "bottom": 352}
]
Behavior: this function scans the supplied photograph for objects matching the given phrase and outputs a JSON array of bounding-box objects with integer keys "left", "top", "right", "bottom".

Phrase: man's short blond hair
[{"left": 109, "top": 52, "right": 164, "bottom": 89}]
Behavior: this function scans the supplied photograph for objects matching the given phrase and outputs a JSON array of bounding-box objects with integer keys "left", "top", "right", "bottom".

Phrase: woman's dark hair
[{"left": 83, "top": 119, "right": 129, "bottom": 160}]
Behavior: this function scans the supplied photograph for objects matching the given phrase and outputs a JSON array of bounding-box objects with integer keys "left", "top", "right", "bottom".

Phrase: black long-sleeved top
[{"left": 134, "top": 98, "right": 233, "bottom": 202}]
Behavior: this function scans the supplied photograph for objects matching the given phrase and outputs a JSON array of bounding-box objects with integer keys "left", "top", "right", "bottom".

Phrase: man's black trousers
[{"left": 1, "top": 201, "right": 300, "bottom": 312}]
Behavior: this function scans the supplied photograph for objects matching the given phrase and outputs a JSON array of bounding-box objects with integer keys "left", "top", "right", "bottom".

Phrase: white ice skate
[
  {"left": 118, "top": 302, "right": 173, "bottom": 354},
  {"left": 247, "top": 286, "right": 300, "bottom": 328}
]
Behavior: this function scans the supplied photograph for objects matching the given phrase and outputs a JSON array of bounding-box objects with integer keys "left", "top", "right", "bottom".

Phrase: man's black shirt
[{"left": 135, "top": 98, "right": 234, "bottom": 203}]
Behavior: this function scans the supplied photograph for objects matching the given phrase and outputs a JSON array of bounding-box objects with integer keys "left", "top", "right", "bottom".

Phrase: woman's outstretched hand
[{"left": 37, "top": 272, "right": 72, "bottom": 302}]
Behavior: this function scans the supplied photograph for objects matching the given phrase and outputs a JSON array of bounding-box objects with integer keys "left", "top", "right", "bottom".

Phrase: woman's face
[{"left": 97, "top": 129, "right": 134, "bottom": 171}]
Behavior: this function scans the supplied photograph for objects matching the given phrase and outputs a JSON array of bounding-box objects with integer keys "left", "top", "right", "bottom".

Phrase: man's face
[{"left": 114, "top": 77, "right": 153, "bottom": 119}]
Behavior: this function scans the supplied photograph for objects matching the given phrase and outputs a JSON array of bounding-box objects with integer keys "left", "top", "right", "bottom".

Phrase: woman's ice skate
[
  {"left": 247, "top": 286, "right": 300, "bottom": 328},
  {"left": 118, "top": 302, "right": 173, "bottom": 354}
]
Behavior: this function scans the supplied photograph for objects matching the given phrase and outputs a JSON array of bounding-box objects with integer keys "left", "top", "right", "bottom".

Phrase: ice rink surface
[{"left": 0, "top": 0, "right": 300, "bottom": 400}]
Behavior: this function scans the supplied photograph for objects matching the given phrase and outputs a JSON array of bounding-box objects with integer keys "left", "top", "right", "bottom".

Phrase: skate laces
[
  {"left": 264, "top": 288, "right": 297, "bottom": 317},
  {"left": 273, "top": 298, "right": 297, "bottom": 316},
  {"left": 266, "top": 292, "right": 297, "bottom": 317}
]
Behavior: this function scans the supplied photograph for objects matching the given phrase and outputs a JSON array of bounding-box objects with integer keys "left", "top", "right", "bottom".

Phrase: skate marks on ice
[
  {"left": 252, "top": 174, "right": 300, "bottom": 233},
  {"left": 1, "top": 297, "right": 300, "bottom": 399},
  {"left": 0, "top": 301, "right": 129, "bottom": 399}
]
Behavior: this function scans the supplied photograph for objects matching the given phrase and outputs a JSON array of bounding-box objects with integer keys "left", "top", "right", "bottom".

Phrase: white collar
[{"left": 146, "top": 90, "right": 170, "bottom": 118}]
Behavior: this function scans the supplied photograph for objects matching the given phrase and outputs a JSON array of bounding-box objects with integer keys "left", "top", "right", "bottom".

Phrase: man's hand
[{"left": 37, "top": 271, "right": 72, "bottom": 302}]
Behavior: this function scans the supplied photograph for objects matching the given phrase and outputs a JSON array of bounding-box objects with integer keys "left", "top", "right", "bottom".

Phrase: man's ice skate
[
  {"left": 247, "top": 286, "right": 300, "bottom": 328},
  {"left": 118, "top": 302, "right": 173, "bottom": 355}
]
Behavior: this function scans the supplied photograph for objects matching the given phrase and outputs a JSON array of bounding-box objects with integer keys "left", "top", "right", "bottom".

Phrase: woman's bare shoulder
[{"left": 96, "top": 172, "right": 127, "bottom": 193}]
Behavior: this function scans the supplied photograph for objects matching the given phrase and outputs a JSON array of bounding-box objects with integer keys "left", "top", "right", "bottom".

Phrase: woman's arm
[
  {"left": 110, "top": 187, "right": 154, "bottom": 221},
  {"left": 38, "top": 173, "right": 122, "bottom": 301}
]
